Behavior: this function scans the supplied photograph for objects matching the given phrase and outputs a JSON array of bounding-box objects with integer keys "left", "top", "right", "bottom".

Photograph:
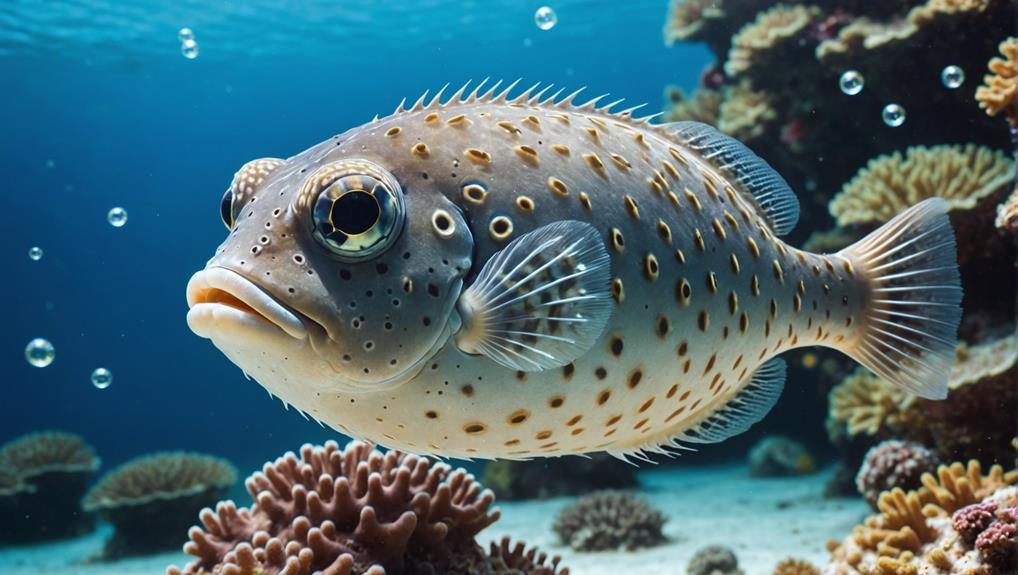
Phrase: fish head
[{"left": 187, "top": 133, "right": 474, "bottom": 395}]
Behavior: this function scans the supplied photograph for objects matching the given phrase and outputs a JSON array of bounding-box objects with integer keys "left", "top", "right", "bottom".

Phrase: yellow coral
[
  {"left": 829, "top": 144, "right": 1015, "bottom": 227},
  {"left": 827, "top": 460, "right": 1018, "bottom": 574},
  {"left": 976, "top": 37, "right": 1018, "bottom": 121},
  {"left": 725, "top": 4, "right": 819, "bottom": 76},
  {"left": 718, "top": 80, "right": 776, "bottom": 141},
  {"left": 662, "top": 86, "right": 723, "bottom": 124},
  {"left": 949, "top": 333, "right": 1017, "bottom": 391},
  {"left": 827, "top": 369, "right": 908, "bottom": 438},
  {"left": 664, "top": 0, "right": 725, "bottom": 44},
  {"left": 909, "top": 0, "right": 993, "bottom": 24}
]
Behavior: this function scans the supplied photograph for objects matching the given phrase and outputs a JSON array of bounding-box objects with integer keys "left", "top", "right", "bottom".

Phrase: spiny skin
[{"left": 190, "top": 84, "right": 869, "bottom": 459}]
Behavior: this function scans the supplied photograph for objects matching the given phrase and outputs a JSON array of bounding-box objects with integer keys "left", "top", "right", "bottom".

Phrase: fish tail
[{"left": 837, "top": 198, "right": 962, "bottom": 400}]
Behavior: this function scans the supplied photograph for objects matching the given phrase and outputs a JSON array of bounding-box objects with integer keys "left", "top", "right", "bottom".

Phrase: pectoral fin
[{"left": 454, "top": 220, "right": 613, "bottom": 371}]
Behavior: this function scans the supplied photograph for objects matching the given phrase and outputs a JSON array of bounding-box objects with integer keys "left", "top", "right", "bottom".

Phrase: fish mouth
[{"left": 186, "top": 267, "right": 308, "bottom": 340}]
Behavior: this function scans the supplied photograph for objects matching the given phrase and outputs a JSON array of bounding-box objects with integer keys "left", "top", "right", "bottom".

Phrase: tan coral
[
  {"left": 84, "top": 452, "right": 236, "bottom": 557},
  {"left": 909, "top": 0, "right": 993, "bottom": 24},
  {"left": 718, "top": 80, "right": 777, "bottom": 141},
  {"left": 774, "top": 557, "right": 820, "bottom": 575},
  {"left": 664, "top": 0, "right": 726, "bottom": 44},
  {"left": 995, "top": 185, "right": 1018, "bottom": 234},
  {"left": 0, "top": 431, "right": 99, "bottom": 478},
  {"left": 976, "top": 37, "right": 1018, "bottom": 122},
  {"left": 829, "top": 144, "right": 1015, "bottom": 227},
  {"left": 725, "top": 4, "right": 820, "bottom": 76},
  {"left": 824, "top": 461, "right": 1017, "bottom": 575},
  {"left": 827, "top": 369, "right": 908, "bottom": 439},
  {"left": 663, "top": 86, "right": 723, "bottom": 124}
]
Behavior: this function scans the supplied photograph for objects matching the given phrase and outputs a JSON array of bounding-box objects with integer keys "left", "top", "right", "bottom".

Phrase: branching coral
[
  {"left": 688, "top": 545, "right": 744, "bottom": 575},
  {"left": 830, "top": 144, "right": 1015, "bottom": 226},
  {"left": 664, "top": 0, "right": 727, "bottom": 45},
  {"left": 663, "top": 86, "right": 724, "bottom": 124},
  {"left": 718, "top": 80, "right": 777, "bottom": 141},
  {"left": 748, "top": 436, "right": 815, "bottom": 477},
  {"left": 856, "top": 440, "right": 940, "bottom": 510},
  {"left": 976, "top": 37, "right": 1018, "bottom": 123},
  {"left": 774, "top": 557, "right": 819, "bottom": 575},
  {"left": 996, "top": 185, "right": 1018, "bottom": 234},
  {"left": 552, "top": 490, "right": 666, "bottom": 552},
  {"left": 168, "top": 441, "right": 563, "bottom": 575},
  {"left": 725, "top": 4, "right": 820, "bottom": 76},
  {"left": 84, "top": 452, "right": 236, "bottom": 557},
  {"left": 825, "top": 461, "right": 1017, "bottom": 574},
  {"left": 0, "top": 431, "right": 99, "bottom": 542},
  {"left": 827, "top": 369, "right": 908, "bottom": 439}
]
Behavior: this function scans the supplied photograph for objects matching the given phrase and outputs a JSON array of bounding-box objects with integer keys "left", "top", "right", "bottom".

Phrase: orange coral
[{"left": 976, "top": 37, "right": 1018, "bottom": 123}]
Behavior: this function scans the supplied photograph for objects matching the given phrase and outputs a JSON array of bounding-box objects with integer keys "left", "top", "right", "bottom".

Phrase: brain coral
[
  {"left": 0, "top": 431, "right": 100, "bottom": 542},
  {"left": 855, "top": 440, "right": 940, "bottom": 510},
  {"left": 824, "top": 460, "right": 1017, "bottom": 575},
  {"left": 84, "top": 452, "right": 236, "bottom": 557},
  {"left": 687, "top": 544, "right": 744, "bottom": 575},
  {"left": 168, "top": 441, "right": 565, "bottom": 575},
  {"left": 725, "top": 4, "right": 820, "bottom": 76},
  {"left": 773, "top": 557, "right": 819, "bottom": 575},
  {"left": 976, "top": 37, "right": 1018, "bottom": 123},
  {"left": 552, "top": 490, "right": 666, "bottom": 552},
  {"left": 830, "top": 144, "right": 1015, "bottom": 227}
]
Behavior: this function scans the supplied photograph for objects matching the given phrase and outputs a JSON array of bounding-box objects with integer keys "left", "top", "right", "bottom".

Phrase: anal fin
[{"left": 680, "top": 357, "right": 786, "bottom": 444}]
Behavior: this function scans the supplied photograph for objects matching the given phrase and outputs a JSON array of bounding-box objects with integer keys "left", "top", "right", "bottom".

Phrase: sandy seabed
[{"left": 0, "top": 464, "right": 868, "bottom": 575}]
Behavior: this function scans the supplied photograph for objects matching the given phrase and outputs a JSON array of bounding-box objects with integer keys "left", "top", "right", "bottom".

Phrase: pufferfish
[{"left": 186, "top": 80, "right": 962, "bottom": 460}]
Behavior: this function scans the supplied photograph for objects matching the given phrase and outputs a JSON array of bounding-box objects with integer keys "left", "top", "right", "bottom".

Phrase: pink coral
[
  {"left": 953, "top": 501, "right": 999, "bottom": 544},
  {"left": 975, "top": 517, "right": 1017, "bottom": 568}
]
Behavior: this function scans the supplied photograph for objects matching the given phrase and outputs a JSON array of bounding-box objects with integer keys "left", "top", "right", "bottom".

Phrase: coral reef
[
  {"left": 829, "top": 144, "right": 1014, "bottom": 225},
  {"left": 748, "top": 436, "right": 816, "bottom": 477},
  {"left": 84, "top": 452, "right": 236, "bottom": 558},
  {"left": 552, "top": 490, "right": 667, "bottom": 552},
  {"left": 773, "top": 557, "right": 819, "bottom": 575},
  {"left": 996, "top": 185, "right": 1018, "bottom": 234},
  {"left": 855, "top": 440, "right": 940, "bottom": 510},
  {"left": 687, "top": 544, "right": 744, "bottom": 575},
  {"left": 725, "top": 5, "right": 820, "bottom": 77},
  {"left": 717, "top": 79, "right": 777, "bottom": 141},
  {"left": 976, "top": 36, "right": 1017, "bottom": 124},
  {"left": 0, "top": 431, "right": 99, "bottom": 542},
  {"left": 168, "top": 441, "right": 566, "bottom": 575},
  {"left": 663, "top": 86, "right": 723, "bottom": 124},
  {"left": 824, "top": 460, "right": 1018, "bottom": 574},
  {"left": 481, "top": 454, "right": 637, "bottom": 501},
  {"left": 827, "top": 333, "right": 1017, "bottom": 466}
]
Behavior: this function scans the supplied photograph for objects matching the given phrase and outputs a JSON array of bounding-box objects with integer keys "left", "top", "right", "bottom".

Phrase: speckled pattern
[{"left": 186, "top": 81, "right": 953, "bottom": 460}]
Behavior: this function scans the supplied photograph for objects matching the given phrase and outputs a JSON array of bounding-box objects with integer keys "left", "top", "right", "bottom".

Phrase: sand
[{"left": 0, "top": 464, "right": 868, "bottom": 574}]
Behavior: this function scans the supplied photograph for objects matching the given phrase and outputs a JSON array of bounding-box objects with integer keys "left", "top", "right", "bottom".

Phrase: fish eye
[
  {"left": 220, "top": 188, "right": 235, "bottom": 230},
  {"left": 310, "top": 163, "right": 405, "bottom": 260}
]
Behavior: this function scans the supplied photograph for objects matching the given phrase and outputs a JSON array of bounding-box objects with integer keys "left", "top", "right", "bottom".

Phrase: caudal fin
[{"left": 838, "top": 198, "right": 962, "bottom": 400}]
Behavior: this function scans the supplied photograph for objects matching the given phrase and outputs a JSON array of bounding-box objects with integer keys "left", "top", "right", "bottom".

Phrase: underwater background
[{"left": 2, "top": 1, "right": 1016, "bottom": 574}]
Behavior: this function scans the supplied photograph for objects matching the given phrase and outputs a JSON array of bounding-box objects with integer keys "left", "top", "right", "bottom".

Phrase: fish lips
[{"left": 186, "top": 267, "right": 308, "bottom": 341}]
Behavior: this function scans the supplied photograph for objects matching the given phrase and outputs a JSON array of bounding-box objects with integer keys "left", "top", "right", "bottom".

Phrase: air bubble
[
  {"left": 107, "top": 207, "right": 128, "bottom": 227},
  {"left": 28, "top": 246, "right": 43, "bottom": 261},
  {"left": 178, "top": 27, "right": 195, "bottom": 42},
  {"left": 881, "top": 104, "right": 906, "bottom": 127},
  {"left": 941, "top": 65, "right": 964, "bottom": 89},
  {"left": 91, "top": 367, "right": 113, "bottom": 390},
  {"left": 534, "top": 6, "right": 557, "bottom": 30},
  {"left": 181, "top": 38, "right": 199, "bottom": 60},
  {"left": 25, "top": 338, "right": 55, "bottom": 368},
  {"left": 839, "top": 70, "right": 863, "bottom": 95}
]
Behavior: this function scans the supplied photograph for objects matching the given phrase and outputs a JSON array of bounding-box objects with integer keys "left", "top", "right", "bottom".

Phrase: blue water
[{"left": 3, "top": 1, "right": 723, "bottom": 473}]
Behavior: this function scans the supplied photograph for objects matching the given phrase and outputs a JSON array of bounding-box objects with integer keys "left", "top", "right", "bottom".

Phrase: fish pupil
[
  {"left": 219, "top": 189, "right": 234, "bottom": 229},
  {"left": 333, "top": 190, "right": 379, "bottom": 235}
]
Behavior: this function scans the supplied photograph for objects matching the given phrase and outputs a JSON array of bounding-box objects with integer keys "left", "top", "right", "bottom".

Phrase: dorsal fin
[{"left": 664, "top": 121, "right": 800, "bottom": 236}]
